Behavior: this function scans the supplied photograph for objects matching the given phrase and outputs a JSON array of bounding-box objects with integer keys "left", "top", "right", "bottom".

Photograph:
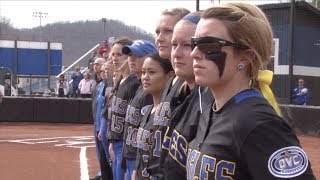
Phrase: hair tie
[
  {"left": 182, "top": 15, "right": 200, "bottom": 24},
  {"left": 256, "top": 70, "right": 282, "bottom": 117}
]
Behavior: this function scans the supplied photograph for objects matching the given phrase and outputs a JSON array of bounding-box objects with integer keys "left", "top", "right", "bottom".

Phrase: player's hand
[
  {"left": 109, "top": 143, "right": 115, "bottom": 162},
  {"left": 97, "top": 132, "right": 102, "bottom": 141},
  {"left": 132, "top": 170, "right": 136, "bottom": 180}
]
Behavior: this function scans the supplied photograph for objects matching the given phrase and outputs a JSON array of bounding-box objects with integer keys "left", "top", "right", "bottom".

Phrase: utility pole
[
  {"left": 196, "top": 0, "right": 199, "bottom": 11},
  {"left": 0, "top": 0, "right": 2, "bottom": 39},
  {"left": 288, "top": 0, "right": 295, "bottom": 104},
  {"left": 32, "top": 11, "right": 48, "bottom": 41},
  {"left": 102, "top": 18, "right": 107, "bottom": 38}
]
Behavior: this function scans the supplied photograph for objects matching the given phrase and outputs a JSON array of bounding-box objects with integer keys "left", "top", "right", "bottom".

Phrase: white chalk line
[
  {"left": 0, "top": 135, "right": 94, "bottom": 142},
  {"left": 80, "top": 147, "right": 89, "bottom": 180}
]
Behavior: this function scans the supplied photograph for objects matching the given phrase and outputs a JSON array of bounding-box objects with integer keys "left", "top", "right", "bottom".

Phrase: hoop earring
[{"left": 238, "top": 64, "right": 244, "bottom": 70}]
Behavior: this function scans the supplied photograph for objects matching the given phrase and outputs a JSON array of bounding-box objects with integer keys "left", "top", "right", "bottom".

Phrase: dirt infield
[
  {"left": 298, "top": 134, "right": 320, "bottom": 178},
  {"left": 0, "top": 123, "right": 99, "bottom": 180},
  {"left": 0, "top": 123, "right": 319, "bottom": 179}
]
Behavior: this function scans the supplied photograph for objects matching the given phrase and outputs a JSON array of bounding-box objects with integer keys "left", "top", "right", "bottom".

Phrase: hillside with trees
[{"left": 0, "top": 17, "right": 155, "bottom": 66}]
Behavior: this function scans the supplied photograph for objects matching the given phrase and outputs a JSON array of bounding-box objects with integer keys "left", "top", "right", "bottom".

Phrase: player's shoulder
[
  {"left": 125, "top": 74, "right": 140, "bottom": 86},
  {"left": 230, "top": 89, "right": 283, "bottom": 138}
]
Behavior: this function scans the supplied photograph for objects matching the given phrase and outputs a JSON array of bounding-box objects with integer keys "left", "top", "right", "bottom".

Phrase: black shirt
[
  {"left": 135, "top": 106, "right": 155, "bottom": 180},
  {"left": 187, "top": 89, "right": 315, "bottom": 180},
  {"left": 109, "top": 74, "right": 140, "bottom": 141},
  {"left": 123, "top": 85, "right": 153, "bottom": 159},
  {"left": 146, "top": 77, "right": 184, "bottom": 178},
  {"left": 162, "top": 86, "right": 214, "bottom": 180}
]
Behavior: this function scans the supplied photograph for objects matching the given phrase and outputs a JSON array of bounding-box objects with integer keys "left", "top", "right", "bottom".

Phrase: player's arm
[
  {"left": 240, "top": 119, "right": 315, "bottom": 179},
  {"left": 109, "top": 142, "right": 115, "bottom": 162},
  {"left": 0, "top": 91, "right": 3, "bottom": 103}
]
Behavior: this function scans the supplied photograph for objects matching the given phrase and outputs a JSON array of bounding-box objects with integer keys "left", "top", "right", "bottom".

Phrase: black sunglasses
[{"left": 191, "top": 36, "right": 249, "bottom": 54}]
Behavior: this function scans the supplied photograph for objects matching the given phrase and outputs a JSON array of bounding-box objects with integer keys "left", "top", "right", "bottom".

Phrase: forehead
[
  {"left": 195, "top": 18, "right": 230, "bottom": 40},
  {"left": 143, "top": 58, "right": 159, "bottom": 68},
  {"left": 172, "top": 22, "right": 196, "bottom": 41},
  {"left": 155, "top": 15, "right": 178, "bottom": 30},
  {"left": 111, "top": 44, "right": 124, "bottom": 53}
]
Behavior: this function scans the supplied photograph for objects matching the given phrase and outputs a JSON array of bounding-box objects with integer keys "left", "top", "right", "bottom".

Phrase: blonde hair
[
  {"left": 161, "top": 7, "right": 191, "bottom": 22},
  {"left": 111, "top": 60, "right": 130, "bottom": 95},
  {"left": 112, "top": 37, "right": 133, "bottom": 47},
  {"left": 202, "top": 3, "right": 273, "bottom": 87},
  {"left": 202, "top": 3, "right": 284, "bottom": 116}
]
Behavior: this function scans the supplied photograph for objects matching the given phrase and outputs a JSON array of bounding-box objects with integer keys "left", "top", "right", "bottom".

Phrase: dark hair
[
  {"left": 147, "top": 52, "right": 174, "bottom": 73},
  {"left": 112, "top": 37, "right": 133, "bottom": 46}
]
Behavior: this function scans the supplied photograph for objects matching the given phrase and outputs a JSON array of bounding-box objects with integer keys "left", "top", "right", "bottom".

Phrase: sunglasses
[{"left": 191, "top": 36, "right": 249, "bottom": 54}]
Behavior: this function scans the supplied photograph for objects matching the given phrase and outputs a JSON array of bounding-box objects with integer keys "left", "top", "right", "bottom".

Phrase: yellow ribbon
[{"left": 256, "top": 70, "right": 282, "bottom": 117}]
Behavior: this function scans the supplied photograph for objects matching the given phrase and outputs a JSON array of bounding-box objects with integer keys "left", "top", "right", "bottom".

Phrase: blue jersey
[{"left": 291, "top": 87, "right": 310, "bottom": 105}]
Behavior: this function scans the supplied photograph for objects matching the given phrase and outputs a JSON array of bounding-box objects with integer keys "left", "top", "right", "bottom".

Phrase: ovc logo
[{"left": 268, "top": 146, "right": 308, "bottom": 178}]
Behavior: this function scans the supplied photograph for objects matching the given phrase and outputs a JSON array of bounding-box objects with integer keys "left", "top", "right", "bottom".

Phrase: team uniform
[
  {"left": 161, "top": 86, "right": 214, "bottom": 180},
  {"left": 100, "top": 77, "right": 113, "bottom": 163},
  {"left": 109, "top": 73, "right": 140, "bottom": 180},
  {"left": 123, "top": 84, "right": 153, "bottom": 179},
  {"left": 96, "top": 81, "right": 112, "bottom": 179},
  {"left": 102, "top": 77, "right": 113, "bottom": 142},
  {"left": 135, "top": 105, "right": 155, "bottom": 180},
  {"left": 186, "top": 89, "right": 315, "bottom": 180},
  {"left": 146, "top": 77, "right": 184, "bottom": 179}
]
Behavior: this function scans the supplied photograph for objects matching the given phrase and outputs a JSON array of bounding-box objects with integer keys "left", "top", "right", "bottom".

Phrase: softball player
[
  {"left": 108, "top": 37, "right": 140, "bottom": 180},
  {"left": 145, "top": 8, "right": 192, "bottom": 179},
  {"left": 186, "top": 3, "right": 315, "bottom": 179},
  {"left": 160, "top": 12, "right": 214, "bottom": 180},
  {"left": 135, "top": 53, "right": 174, "bottom": 180},
  {"left": 121, "top": 40, "right": 157, "bottom": 180}
]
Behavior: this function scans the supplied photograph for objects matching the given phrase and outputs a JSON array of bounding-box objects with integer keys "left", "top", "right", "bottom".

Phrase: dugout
[
  {"left": 0, "top": 97, "right": 93, "bottom": 124},
  {"left": 259, "top": 1, "right": 320, "bottom": 106}
]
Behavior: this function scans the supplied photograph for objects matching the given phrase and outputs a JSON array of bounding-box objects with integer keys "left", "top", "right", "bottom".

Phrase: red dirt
[{"left": 0, "top": 123, "right": 319, "bottom": 179}]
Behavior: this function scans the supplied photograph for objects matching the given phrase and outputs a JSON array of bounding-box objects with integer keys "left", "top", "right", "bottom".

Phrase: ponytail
[{"left": 256, "top": 70, "right": 282, "bottom": 117}]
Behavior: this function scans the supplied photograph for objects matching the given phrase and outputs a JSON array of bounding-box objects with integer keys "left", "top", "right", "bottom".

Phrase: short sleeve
[{"left": 240, "top": 119, "right": 315, "bottom": 179}]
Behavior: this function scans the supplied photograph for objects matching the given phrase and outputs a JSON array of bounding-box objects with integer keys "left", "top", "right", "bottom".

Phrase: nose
[
  {"left": 172, "top": 45, "right": 183, "bottom": 60},
  {"left": 142, "top": 73, "right": 150, "bottom": 82},
  {"left": 129, "top": 56, "right": 135, "bottom": 62},
  {"left": 190, "top": 46, "right": 202, "bottom": 62},
  {"left": 156, "top": 32, "right": 165, "bottom": 45}
]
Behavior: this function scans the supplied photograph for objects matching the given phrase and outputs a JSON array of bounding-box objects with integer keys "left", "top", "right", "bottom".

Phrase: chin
[
  {"left": 159, "top": 51, "right": 170, "bottom": 59},
  {"left": 143, "top": 87, "right": 151, "bottom": 93},
  {"left": 175, "top": 71, "right": 187, "bottom": 79},
  {"left": 130, "top": 68, "right": 137, "bottom": 73},
  {"left": 195, "top": 76, "right": 207, "bottom": 87}
]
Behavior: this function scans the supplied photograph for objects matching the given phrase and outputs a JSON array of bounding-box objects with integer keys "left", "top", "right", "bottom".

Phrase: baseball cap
[
  {"left": 93, "top": 57, "right": 106, "bottom": 64},
  {"left": 122, "top": 40, "right": 157, "bottom": 57}
]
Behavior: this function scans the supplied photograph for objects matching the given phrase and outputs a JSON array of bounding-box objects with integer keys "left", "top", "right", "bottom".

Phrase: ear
[{"left": 239, "top": 49, "right": 255, "bottom": 67}]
